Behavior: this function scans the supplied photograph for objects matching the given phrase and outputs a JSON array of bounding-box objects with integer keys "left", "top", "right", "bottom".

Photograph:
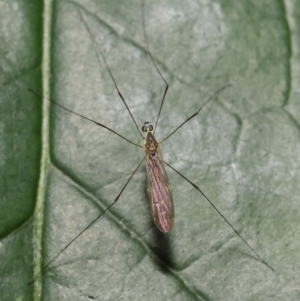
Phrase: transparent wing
[{"left": 145, "top": 145, "right": 174, "bottom": 233}]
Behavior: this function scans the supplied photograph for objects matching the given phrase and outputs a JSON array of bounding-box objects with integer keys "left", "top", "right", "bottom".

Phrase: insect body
[{"left": 143, "top": 122, "right": 174, "bottom": 232}]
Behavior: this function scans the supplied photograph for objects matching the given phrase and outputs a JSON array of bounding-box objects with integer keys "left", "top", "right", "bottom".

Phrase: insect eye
[{"left": 141, "top": 123, "right": 153, "bottom": 132}]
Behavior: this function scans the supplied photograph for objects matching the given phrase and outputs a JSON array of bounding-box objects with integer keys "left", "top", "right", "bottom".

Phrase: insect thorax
[{"left": 144, "top": 132, "right": 159, "bottom": 156}]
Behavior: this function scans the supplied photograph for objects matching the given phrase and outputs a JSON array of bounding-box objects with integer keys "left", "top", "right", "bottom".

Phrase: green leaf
[{"left": 1, "top": 0, "right": 300, "bottom": 300}]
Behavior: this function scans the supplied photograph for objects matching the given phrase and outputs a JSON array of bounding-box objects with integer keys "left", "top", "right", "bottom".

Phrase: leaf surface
[{"left": 1, "top": 0, "right": 300, "bottom": 300}]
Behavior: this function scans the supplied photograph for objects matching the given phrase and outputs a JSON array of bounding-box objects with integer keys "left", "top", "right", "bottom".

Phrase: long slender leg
[
  {"left": 161, "top": 84, "right": 231, "bottom": 144},
  {"left": 28, "top": 89, "right": 141, "bottom": 148},
  {"left": 141, "top": 0, "right": 169, "bottom": 134},
  {"left": 78, "top": 10, "right": 144, "bottom": 139},
  {"left": 163, "top": 160, "right": 275, "bottom": 272},
  {"left": 28, "top": 157, "right": 145, "bottom": 285}
]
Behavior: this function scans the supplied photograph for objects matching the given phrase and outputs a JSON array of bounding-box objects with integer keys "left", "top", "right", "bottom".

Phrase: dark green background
[{"left": 1, "top": 0, "right": 299, "bottom": 300}]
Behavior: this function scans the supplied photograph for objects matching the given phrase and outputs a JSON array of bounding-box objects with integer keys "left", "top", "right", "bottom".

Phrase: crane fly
[
  {"left": 143, "top": 122, "right": 174, "bottom": 232},
  {"left": 28, "top": 2, "right": 274, "bottom": 287}
]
